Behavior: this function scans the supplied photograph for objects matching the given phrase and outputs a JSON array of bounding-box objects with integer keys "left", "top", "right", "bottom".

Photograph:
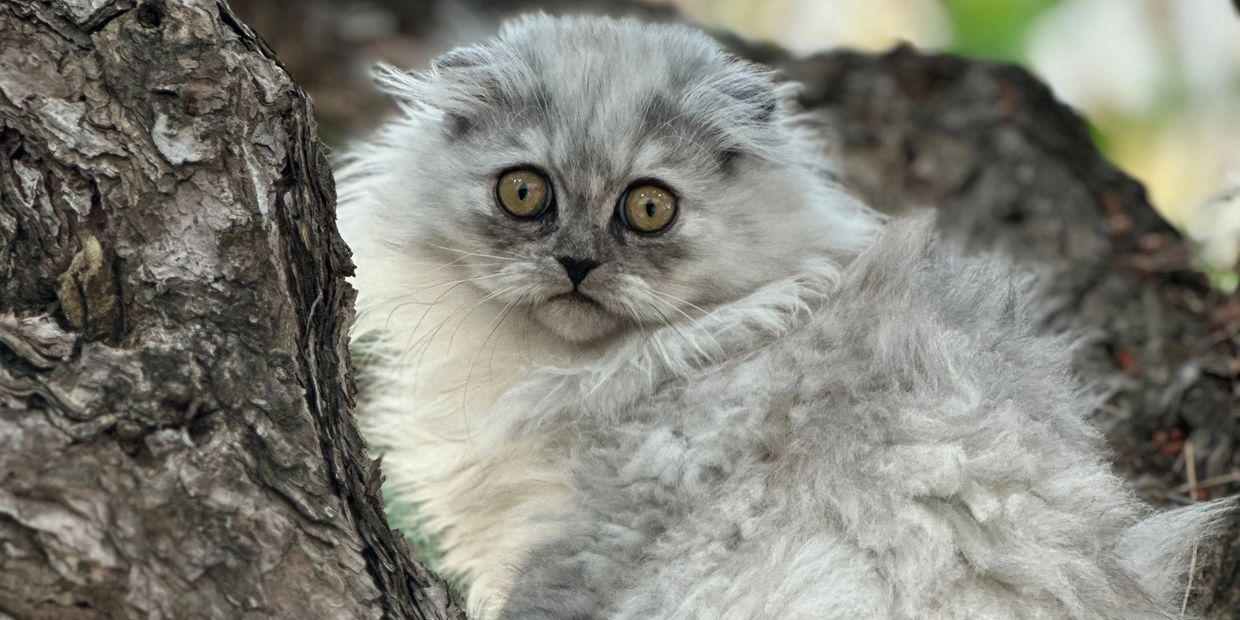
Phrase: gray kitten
[{"left": 336, "top": 13, "right": 1226, "bottom": 619}]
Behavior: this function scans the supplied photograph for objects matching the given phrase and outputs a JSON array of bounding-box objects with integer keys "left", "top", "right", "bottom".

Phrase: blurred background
[{"left": 231, "top": 0, "right": 1240, "bottom": 280}]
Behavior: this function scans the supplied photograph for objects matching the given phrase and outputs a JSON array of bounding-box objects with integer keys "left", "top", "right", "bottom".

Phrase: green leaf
[{"left": 942, "top": 0, "right": 1065, "bottom": 62}]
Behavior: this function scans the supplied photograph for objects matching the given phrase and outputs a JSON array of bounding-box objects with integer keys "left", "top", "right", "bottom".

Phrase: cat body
[
  {"left": 337, "top": 13, "right": 1223, "bottom": 619},
  {"left": 494, "top": 218, "right": 1225, "bottom": 619}
]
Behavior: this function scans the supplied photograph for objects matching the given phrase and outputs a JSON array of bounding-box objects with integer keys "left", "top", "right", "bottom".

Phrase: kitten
[{"left": 336, "top": 13, "right": 1225, "bottom": 619}]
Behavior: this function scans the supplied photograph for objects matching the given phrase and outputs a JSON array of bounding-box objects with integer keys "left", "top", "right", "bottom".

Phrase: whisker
[
  {"left": 637, "top": 294, "right": 713, "bottom": 366},
  {"left": 650, "top": 291, "right": 728, "bottom": 349},
  {"left": 459, "top": 296, "right": 522, "bottom": 455},
  {"left": 403, "top": 284, "right": 518, "bottom": 377},
  {"left": 463, "top": 294, "right": 523, "bottom": 406},
  {"left": 387, "top": 279, "right": 470, "bottom": 337},
  {"left": 395, "top": 282, "right": 498, "bottom": 368},
  {"left": 382, "top": 292, "right": 448, "bottom": 337},
  {"left": 430, "top": 244, "right": 523, "bottom": 262},
  {"left": 367, "top": 271, "right": 514, "bottom": 335},
  {"left": 445, "top": 285, "right": 519, "bottom": 352},
  {"left": 647, "top": 288, "right": 719, "bottom": 321},
  {"left": 616, "top": 294, "right": 678, "bottom": 377},
  {"left": 417, "top": 271, "right": 510, "bottom": 291},
  {"left": 376, "top": 272, "right": 513, "bottom": 306},
  {"left": 638, "top": 289, "right": 725, "bottom": 360},
  {"left": 398, "top": 253, "right": 509, "bottom": 277}
]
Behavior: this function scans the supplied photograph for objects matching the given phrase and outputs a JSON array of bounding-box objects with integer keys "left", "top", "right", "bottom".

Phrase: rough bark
[
  {"left": 0, "top": 1, "right": 462, "bottom": 618},
  {"left": 2, "top": 0, "right": 1236, "bottom": 619}
]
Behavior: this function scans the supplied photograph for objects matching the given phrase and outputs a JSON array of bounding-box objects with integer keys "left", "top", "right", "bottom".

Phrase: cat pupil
[
  {"left": 645, "top": 200, "right": 655, "bottom": 217},
  {"left": 518, "top": 184, "right": 529, "bottom": 201}
]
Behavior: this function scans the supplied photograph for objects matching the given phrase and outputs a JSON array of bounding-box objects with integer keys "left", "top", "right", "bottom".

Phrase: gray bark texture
[
  {"left": 0, "top": 1, "right": 462, "bottom": 618},
  {"left": 1, "top": 0, "right": 1237, "bottom": 618}
]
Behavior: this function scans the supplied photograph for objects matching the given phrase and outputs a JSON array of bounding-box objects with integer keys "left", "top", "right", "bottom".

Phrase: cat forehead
[
  {"left": 492, "top": 90, "right": 720, "bottom": 186},
  {"left": 405, "top": 14, "right": 782, "bottom": 163},
  {"left": 491, "top": 14, "right": 727, "bottom": 95}
]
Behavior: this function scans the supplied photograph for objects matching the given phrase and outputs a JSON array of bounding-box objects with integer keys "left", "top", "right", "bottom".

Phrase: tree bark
[
  {"left": 0, "top": 1, "right": 462, "bottom": 618},
  {"left": 2, "top": 1, "right": 1236, "bottom": 619}
]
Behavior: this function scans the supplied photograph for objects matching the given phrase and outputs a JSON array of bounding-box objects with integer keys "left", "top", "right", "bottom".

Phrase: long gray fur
[
  {"left": 496, "top": 217, "right": 1228, "bottom": 619},
  {"left": 335, "top": 13, "right": 1228, "bottom": 619}
]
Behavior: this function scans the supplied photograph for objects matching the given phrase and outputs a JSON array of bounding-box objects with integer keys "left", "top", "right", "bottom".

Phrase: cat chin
[{"left": 533, "top": 293, "right": 623, "bottom": 342}]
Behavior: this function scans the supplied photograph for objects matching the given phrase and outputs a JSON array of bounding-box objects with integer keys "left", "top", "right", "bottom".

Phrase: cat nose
[{"left": 556, "top": 256, "right": 599, "bottom": 287}]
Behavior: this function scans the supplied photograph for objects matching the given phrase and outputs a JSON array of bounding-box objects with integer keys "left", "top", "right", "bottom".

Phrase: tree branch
[{"left": 0, "top": 1, "right": 461, "bottom": 617}]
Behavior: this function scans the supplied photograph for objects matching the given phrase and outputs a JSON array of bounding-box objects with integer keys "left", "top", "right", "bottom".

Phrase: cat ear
[
  {"left": 431, "top": 45, "right": 493, "bottom": 72},
  {"left": 371, "top": 43, "right": 497, "bottom": 98},
  {"left": 428, "top": 47, "right": 500, "bottom": 138},
  {"left": 371, "top": 62, "right": 427, "bottom": 103},
  {"left": 371, "top": 46, "right": 502, "bottom": 139},
  {"left": 681, "top": 55, "right": 792, "bottom": 165},
  {"left": 723, "top": 79, "right": 778, "bottom": 124},
  {"left": 716, "top": 56, "right": 780, "bottom": 124}
]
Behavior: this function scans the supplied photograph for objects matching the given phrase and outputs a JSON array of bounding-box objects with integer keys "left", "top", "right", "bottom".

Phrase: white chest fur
[{"left": 349, "top": 242, "right": 588, "bottom": 617}]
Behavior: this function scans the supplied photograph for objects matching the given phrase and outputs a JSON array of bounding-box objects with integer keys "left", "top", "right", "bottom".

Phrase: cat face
[{"left": 357, "top": 15, "right": 875, "bottom": 342}]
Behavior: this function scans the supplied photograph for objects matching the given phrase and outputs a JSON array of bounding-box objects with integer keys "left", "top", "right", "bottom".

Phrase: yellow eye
[
  {"left": 496, "top": 168, "right": 552, "bottom": 218},
  {"left": 621, "top": 183, "right": 677, "bottom": 234}
]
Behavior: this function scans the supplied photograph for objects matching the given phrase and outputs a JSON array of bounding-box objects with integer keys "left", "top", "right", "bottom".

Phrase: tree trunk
[
  {"left": 0, "top": 1, "right": 462, "bottom": 618},
  {"left": 2, "top": 1, "right": 1236, "bottom": 619}
]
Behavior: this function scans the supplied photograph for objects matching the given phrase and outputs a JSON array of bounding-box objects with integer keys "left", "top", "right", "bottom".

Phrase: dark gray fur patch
[
  {"left": 433, "top": 45, "right": 492, "bottom": 70},
  {"left": 469, "top": 208, "right": 557, "bottom": 245},
  {"left": 443, "top": 113, "right": 473, "bottom": 141}
]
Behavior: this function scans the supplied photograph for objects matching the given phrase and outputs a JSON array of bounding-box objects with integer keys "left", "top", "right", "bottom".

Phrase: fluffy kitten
[{"left": 336, "top": 13, "right": 1225, "bottom": 619}]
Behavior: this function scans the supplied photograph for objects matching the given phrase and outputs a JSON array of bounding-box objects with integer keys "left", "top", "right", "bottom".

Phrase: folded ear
[
  {"left": 672, "top": 53, "right": 789, "bottom": 165},
  {"left": 716, "top": 57, "right": 780, "bottom": 124},
  {"left": 371, "top": 43, "right": 506, "bottom": 139},
  {"left": 371, "top": 62, "right": 423, "bottom": 102},
  {"left": 431, "top": 45, "right": 493, "bottom": 72},
  {"left": 675, "top": 53, "right": 782, "bottom": 140}
]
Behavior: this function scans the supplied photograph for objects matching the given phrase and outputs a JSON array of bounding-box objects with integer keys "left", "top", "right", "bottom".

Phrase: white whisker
[
  {"left": 637, "top": 288, "right": 726, "bottom": 361},
  {"left": 430, "top": 244, "right": 523, "bottom": 262}
]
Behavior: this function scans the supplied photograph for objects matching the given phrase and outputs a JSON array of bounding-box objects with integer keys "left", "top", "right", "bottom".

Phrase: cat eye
[
  {"left": 496, "top": 167, "right": 552, "bottom": 218},
  {"left": 620, "top": 183, "right": 677, "bottom": 234}
]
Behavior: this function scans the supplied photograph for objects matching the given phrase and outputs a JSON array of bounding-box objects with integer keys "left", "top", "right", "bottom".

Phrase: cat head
[{"left": 344, "top": 13, "right": 877, "bottom": 343}]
